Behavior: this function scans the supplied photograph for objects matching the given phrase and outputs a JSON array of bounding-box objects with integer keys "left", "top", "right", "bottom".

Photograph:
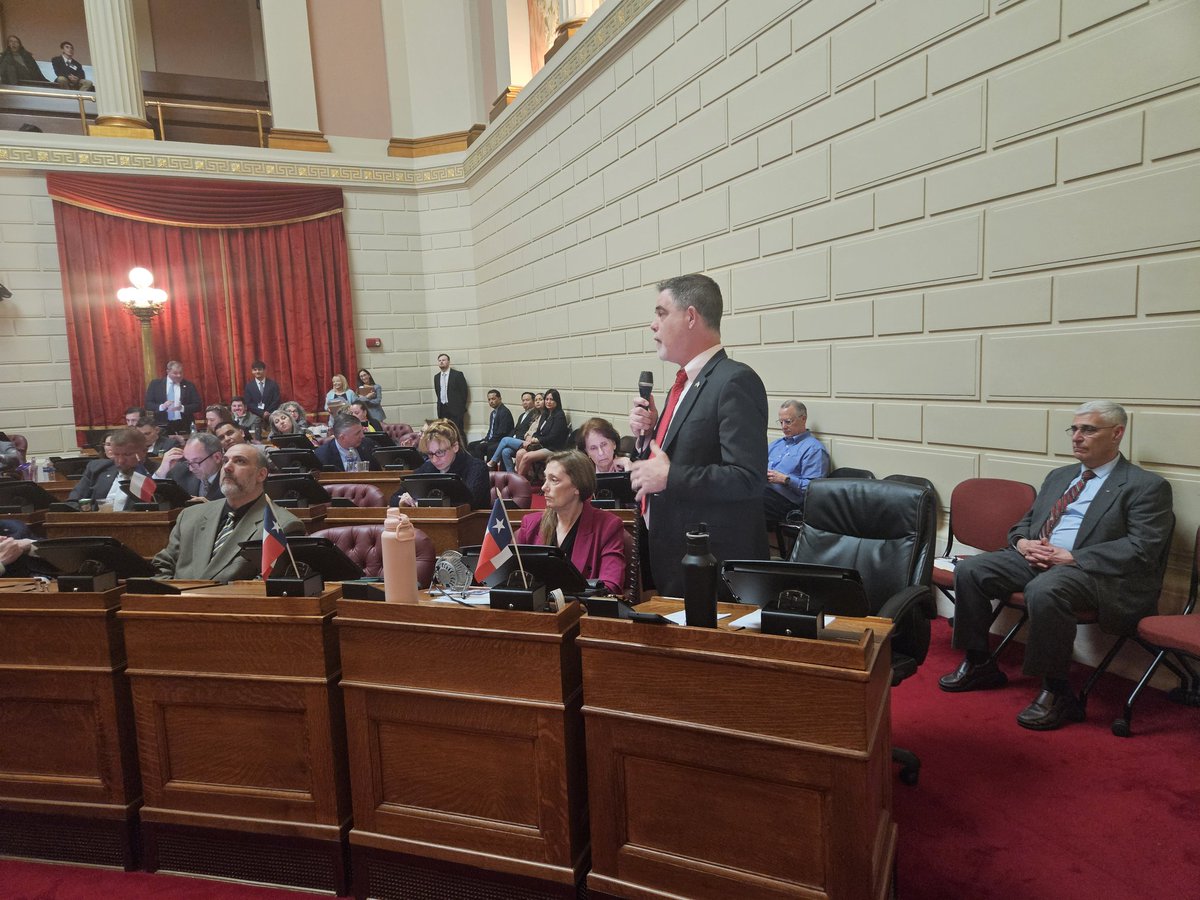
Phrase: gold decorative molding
[
  {"left": 267, "top": 128, "right": 331, "bottom": 152},
  {"left": 388, "top": 125, "right": 485, "bottom": 158},
  {"left": 89, "top": 116, "right": 155, "bottom": 140},
  {"left": 0, "top": 144, "right": 464, "bottom": 187},
  {"left": 464, "top": 0, "right": 661, "bottom": 180},
  {"left": 490, "top": 86, "right": 522, "bottom": 122},
  {"left": 544, "top": 17, "right": 589, "bottom": 64}
]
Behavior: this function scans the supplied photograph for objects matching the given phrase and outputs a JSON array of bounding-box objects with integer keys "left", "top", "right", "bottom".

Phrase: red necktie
[
  {"left": 641, "top": 368, "right": 688, "bottom": 518},
  {"left": 1038, "top": 469, "right": 1095, "bottom": 541},
  {"left": 653, "top": 368, "right": 689, "bottom": 447}
]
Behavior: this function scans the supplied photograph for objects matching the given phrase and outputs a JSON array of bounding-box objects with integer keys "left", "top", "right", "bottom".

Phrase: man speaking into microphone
[{"left": 629, "top": 274, "right": 769, "bottom": 598}]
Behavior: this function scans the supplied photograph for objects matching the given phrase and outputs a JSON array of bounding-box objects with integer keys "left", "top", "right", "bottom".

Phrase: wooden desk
[
  {"left": 337, "top": 598, "right": 588, "bottom": 898},
  {"left": 320, "top": 504, "right": 487, "bottom": 556},
  {"left": 119, "top": 582, "right": 351, "bottom": 894},
  {"left": 43, "top": 480, "right": 76, "bottom": 503},
  {"left": 43, "top": 509, "right": 181, "bottom": 558},
  {"left": 0, "top": 579, "right": 141, "bottom": 869},
  {"left": 580, "top": 599, "right": 896, "bottom": 900}
]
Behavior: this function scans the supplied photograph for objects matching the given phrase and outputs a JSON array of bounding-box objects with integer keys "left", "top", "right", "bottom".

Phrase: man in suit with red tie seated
[
  {"left": 940, "top": 400, "right": 1173, "bottom": 731},
  {"left": 152, "top": 443, "right": 303, "bottom": 582},
  {"left": 67, "top": 427, "right": 150, "bottom": 510},
  {"left": 145, "top": 360, "right": 202, "bottom": 430},
  {"left": 314, "top": 414, "right": 380, "bottom": 472},
  {"left": 628, "top": 274, "right": 768, "bottom": 599}
]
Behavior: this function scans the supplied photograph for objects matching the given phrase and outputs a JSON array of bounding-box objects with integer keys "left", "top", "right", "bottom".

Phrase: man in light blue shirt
[
  {"left": 939, "top": 400, "right": 1173, "bottom": 732},
  {"left": 764, "top": 400, "right": 829, "bottom": 526}
]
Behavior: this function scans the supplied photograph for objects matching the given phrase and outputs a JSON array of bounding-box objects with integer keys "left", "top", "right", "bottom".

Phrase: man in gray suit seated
[
  {"left": 939, "top": 400, "right": 1173, "bottom": 731},
  {"left": 152, "top": 443, "right": 303, "bottom": 582}
]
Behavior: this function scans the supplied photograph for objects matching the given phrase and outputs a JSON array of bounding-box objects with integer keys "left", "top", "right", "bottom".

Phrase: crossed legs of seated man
[{"left": 940, "top": 550, "right": 1097, "bottom": 730}]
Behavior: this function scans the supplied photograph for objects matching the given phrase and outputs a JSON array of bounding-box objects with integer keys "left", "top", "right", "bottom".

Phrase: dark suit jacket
[
  {"left": 66, "top": 459, "right": 150, "bottom": 508},
  {"left": 165, "top": 460, "right": 224, "bottom": 501},
  {"left": 516, "top": 503, "right": 627, "bottom": 593},
  {"left": 314, "top": 438, "right": 380, "bottom": 472},
  {"left": 243, "top": 378, "right": 281, "bottom": 416},
  {"left": 51, "top": 55, "right": 86, "bottom": 81},
  {"left": 532, "top": 410, "right": 569, "bottom": 451},
  {"left": 152, "top": 493, "right": 304, "bottom": 582},
  {"left": 392, "top": 452, "right": 491, "bottom": 510},
  {"left": 648, "top": 349, "right": 769, "bottom": 597},
  {"left": 512, "top": 409, "right": 535, "bottom": 438},
  {"left": 484, "top": 404, "right": 515, "bottom": 442},
  {"left": 1009, "top": 455, "right": 1173, "bottom": 635},
  {"left": 434, "top": 369, "right": 468, "bottom": 417},
  {"left": 145, "top": 377, "right": 202, "bottom": 426}
]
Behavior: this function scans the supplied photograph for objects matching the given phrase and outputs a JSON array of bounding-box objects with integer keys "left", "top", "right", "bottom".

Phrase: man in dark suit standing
[
  {"left": 243, "top": 360, "right": 281, "bottom": 419},
  {"left": 67, "top": 427, "right": 150, "bottom": 510},
  {"left": 314, "top": 414, "right": 380, "bottom": 472},
  {"left": 468, "top": 390, "right": 515, "bottom": 460},
  {"left": 434, "top": 353, "right": 468, "bottom": 434},
  {"left": 940, "top": 400, "right": 1173, "bottom": 730},
  {"left": 145, "top": 360, "right": 202, "bottom": 429},
  {"left": 629, "top": 274, "right": 769, "bottom": 598}
]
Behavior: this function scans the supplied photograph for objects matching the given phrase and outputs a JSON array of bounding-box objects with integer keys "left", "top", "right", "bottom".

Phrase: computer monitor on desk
[
  {"left": 34, "top": 536, "right": 157, "bottom": 588},
  {"left": 374, "top": 447, "right": 423, "bottom": 470},
  {"left": 721, "top": 559, "right": 869, "bottom": 617},
  {"left": 400, "top": 473, "right": 472, "bottom": 507},
  {"left": 264, "top": 474, "right": 332, "bottom": 508},
  {"left": 593, "top": 471, "right": 634, "bottom": 508},
  {"left": 267, "top": 448, "right": 321, "bottom": 474},
  {"left": 459, "top": 543, "right": 593, "bottom": 595},
  {"left": 237, "top": 536, "right": 364, "bottom": 581},
  {"left": 268, "top": 434, "right": 314, "bottom": 451},
  {"left": 0, "top": 480, "right": 55, "bottom": 514}
]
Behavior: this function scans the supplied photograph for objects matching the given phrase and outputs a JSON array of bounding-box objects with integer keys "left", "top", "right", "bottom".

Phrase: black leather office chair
[{"left": 790, "top": 477, "right": 938, "bottom": 785}]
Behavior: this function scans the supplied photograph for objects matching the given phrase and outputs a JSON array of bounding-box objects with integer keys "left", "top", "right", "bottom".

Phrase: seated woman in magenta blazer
[{"left": 514, "top": 450, "right": 626, "bottom": 594}]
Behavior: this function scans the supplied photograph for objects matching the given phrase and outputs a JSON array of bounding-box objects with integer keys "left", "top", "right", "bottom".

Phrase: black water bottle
[{"left": 682, "top": 524, "right": 718, "bottom": 628}]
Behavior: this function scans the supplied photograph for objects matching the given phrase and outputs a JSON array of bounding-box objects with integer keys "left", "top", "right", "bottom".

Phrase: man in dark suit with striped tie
[{"left": 939, "top": 400, "right": 1173, "bottom": 731}]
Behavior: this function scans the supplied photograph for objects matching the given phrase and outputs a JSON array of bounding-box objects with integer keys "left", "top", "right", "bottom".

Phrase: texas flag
[
  {"left": 474, "top": 497, "right": 513, "bottom": 582},
  {"left": 127, "top": 471, "right": 157, "bottom": 503},
  {"left": 261, "top": 502, "right": 289, "bottom": 579}
]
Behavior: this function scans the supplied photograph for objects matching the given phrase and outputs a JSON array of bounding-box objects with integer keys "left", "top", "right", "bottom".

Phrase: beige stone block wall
[{"left": 464, "top": 0, "right": 1200, "bottom": 621}]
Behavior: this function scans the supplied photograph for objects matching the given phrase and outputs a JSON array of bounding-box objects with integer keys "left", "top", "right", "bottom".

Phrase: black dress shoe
[
  {"left": 938, "top": 657, "right": 1008, "bottom": 693},
  {"left": 1016, "top": 689, "right": 1085, "bottom": 731}
]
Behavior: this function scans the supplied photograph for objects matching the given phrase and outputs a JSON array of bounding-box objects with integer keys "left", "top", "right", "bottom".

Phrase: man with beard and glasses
[{"left": 152, "top": 443, "right": 303, "bottom": 582}]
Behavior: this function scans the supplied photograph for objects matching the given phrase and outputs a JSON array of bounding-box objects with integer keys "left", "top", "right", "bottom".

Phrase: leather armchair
[
  {"left": 790, "top": 476, "right": 938, "bottom": 784},
  {"left": 384, "top": 423, "right": 420, "bottom": 447},
  {"left": 489, "top": 471, "right": 532, "bottom": 508},
  {"left": 311, "top": 523, "right": 436, "bottom": 587},
  {"left": 324, "top": 482, "right": 385, "bottom": 508}
]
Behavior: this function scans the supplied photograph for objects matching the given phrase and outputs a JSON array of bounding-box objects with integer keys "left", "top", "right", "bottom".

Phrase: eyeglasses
[
  {"left": 778, "top": 418, "right": 796, "bottom": 426},
  {"left": 427, "top": 445, "right": 453, "bottom": 459},
  {"left": 185, "top": 453, "right": 217, "bottom": 469},
  {"left": 1065, "top": 424, "right": 1117, "bottom": 436}
]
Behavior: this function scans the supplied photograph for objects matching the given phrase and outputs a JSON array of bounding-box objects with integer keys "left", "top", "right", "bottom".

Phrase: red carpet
[
  {"left": 2, "top": 618, "right": 1196, "bottom": 899},
  {"left": 892, "top": 618, "right": 1200, "bottom": 900}
]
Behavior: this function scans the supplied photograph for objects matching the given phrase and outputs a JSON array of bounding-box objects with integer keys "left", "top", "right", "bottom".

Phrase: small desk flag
[
  {"left": 262, "top": 503, "right": 289, "bottom": 578},
  {"left": 474, "top": 497, "right": 513, "bottom": 582}
]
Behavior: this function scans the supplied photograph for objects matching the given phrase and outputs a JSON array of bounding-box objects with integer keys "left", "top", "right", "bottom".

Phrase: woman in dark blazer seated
[
  {"left": 390, "top": 419, "right": 491, "bottom": 510},
  {"left": 514, "top": 388, "right": 569, "bottom": 478},
  {"left": 514, "top": 450, "right": 626, "bottom": 593}
]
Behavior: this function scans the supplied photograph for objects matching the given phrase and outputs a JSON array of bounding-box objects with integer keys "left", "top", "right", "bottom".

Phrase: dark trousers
[
  {"left": 952, "top": 548, "right": 1098, "bottom": 679},
  {"left": 437, "top": 403, "right": 465, "bottom": 435},
  {"left": 468, "top": 438, "right": 499, "bottom": 460},
  {"left": 762, "top": 487, "right": 799, "bottom": 526}
]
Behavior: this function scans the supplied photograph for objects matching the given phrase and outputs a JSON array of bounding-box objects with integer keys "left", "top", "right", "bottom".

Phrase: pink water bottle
[{"left": 381, "top": 507, "right": 418, "bottom": 603}]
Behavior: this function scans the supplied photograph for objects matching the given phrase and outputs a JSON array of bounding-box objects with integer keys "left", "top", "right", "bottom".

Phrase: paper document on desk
[
  {"left": 728, "top": 609, "right": 837, "bottom": 631},
  {"left": 663, "top": 609, "right": 731, "bottom": 625},
  {"left": 431, "top": 589, "right": 491, "bottom": 606}
]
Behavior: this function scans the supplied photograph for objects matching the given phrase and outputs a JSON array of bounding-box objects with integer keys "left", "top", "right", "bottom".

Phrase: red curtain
[{"left": 48, "top": 173, "right": 357, "bottom": 434}]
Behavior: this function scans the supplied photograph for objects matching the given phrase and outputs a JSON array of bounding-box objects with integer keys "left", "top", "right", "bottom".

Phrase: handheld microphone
[{"left": 636, "top": 370, "right": 654, "bottom": 458}]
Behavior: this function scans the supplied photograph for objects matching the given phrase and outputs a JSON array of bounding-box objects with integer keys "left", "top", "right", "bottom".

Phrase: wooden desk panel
[
  {"left": 0, "top": 580, "right": 141, "bottom": 869},
  {"left": 119, "top": 583, "right": 350, "bottom": 894},
  {"left": 337, "top": 599, "right": 589, "bottom": 895},
  {"left": 2, "top": 510, "right": 46, "bottom": 535},
  {"left": 321, "top": 505, "right": 487, "bottom": 556},
  {"left": 318, "top": 471, "right": 410, "bottom": 505},
  {"left": 43, "top": 510, "right": 181, "bottom": 558},
  {"left": 580, "top": 600, "right": 895, "bottom": 900}
]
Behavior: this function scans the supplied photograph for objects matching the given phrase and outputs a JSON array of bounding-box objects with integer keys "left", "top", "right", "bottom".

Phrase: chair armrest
[{"left": 877, "top": 584, "right": 936, "bottom": 622}]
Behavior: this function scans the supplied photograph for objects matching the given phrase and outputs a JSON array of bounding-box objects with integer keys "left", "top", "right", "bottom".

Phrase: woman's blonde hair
[{"left": 418, "top": 418, "right": 463, "bottom": 454}]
